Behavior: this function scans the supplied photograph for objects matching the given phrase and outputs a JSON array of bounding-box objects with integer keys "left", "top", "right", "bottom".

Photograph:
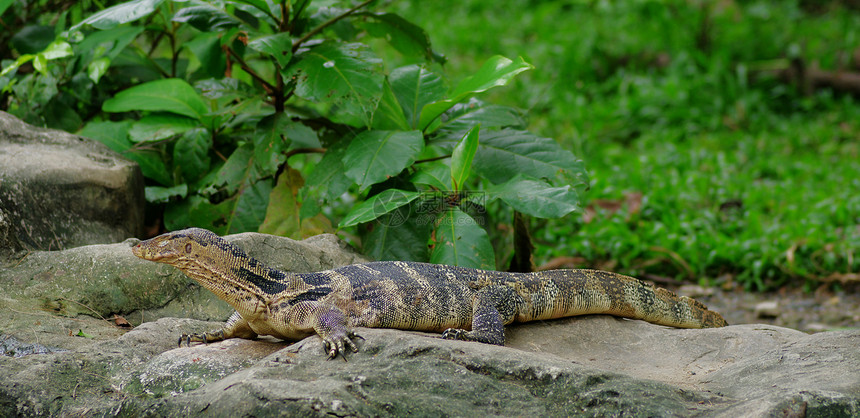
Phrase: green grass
[{"left": 391, "top": 0, "right": 860, "bottom": 289}]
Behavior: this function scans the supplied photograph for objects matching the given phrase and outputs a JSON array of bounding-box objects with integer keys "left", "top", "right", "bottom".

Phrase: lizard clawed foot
[
  {"left": 441, "top": 328, "right": 470, "bottom": 341},
  {"left": 177, "top": 330, "right": 225, "bottom": 347},
  {"left": 322, "top": 330, "right": 362, "bottom": 361}
]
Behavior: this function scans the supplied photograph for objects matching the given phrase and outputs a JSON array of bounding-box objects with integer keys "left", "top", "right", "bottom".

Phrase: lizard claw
[
  {"left": 322, "top": 331, "right": 362, "bottom": 361},
  {"left": 441, "top": 328, "right": 469, "bottom": 341}
]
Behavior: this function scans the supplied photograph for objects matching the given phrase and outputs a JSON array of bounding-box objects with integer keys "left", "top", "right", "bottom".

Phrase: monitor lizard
[{"left": 132, "top": 228, "right": 727, "bottom": 359}]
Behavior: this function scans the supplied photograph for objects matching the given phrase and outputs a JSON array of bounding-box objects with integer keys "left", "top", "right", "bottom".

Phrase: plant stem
[{"left": 291, "top": 0, "right": 375, "bottom": 52}]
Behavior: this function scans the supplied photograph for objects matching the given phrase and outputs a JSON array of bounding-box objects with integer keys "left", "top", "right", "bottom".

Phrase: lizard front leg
[
  {"left": 288, "top": 301, "right": 362, "bottom": 359},
  {"left": 178, "top": 311, "right": 258, "bottom": 346}
]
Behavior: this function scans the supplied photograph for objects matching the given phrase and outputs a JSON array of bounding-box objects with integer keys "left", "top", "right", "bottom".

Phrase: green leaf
[
  {"left": 450, "top": 125, "right": 479, "bottom": 191},
  {"left": 0, "top": 0, "right": 14, "bottom": 17},
  {"left": 128, "top": 114, "right": 198, "bottom": 143},
  {"left": 172, "top": 4, "right": 240, "bottom": 31},
  {"left": 356, "top": 12, "right": 445, "bottom": 64},
  {"left": 253, "top": 113, "right": 291, "bottom": 176},
  {"left": 78, "top": 120, "right": 133, "bottom": 153},
  {"left": 437, "top": 102, "right": 525, "bottom": 135},
  {"left": 418, "top": 56, "right": 533, "bottom": 130},
  {"left": 214, "top": 143, "right": 259, "bottom": 194},
  {"left": 340, "top": 189, "right": 421, "bottom": 228},
  {"left": 302, "top": 138, "right": 352, "bottom": 203},
  {"left": 145, "top": 184, "right": 188, "bottom": 204},
  {"left": 75, "top": 329, "right": 94, "bottom": 339},
  {"left": 248, "top": 33, "right": 293, "bottom": 68},
  {"left": 103, "top": 78, "right": 209, "bottom": 120},
  {"left": 488, "top": 175, "right": 580, "bottom": 219},
  {"left": 289, "top": 42, "right": 384, "bottom": 126},
  {"left": 87, "top": 57, "right": 111, "bottom": 83},
  {"left": 127, "top": 150, "right": 172, "bottom": 186},
  {"left": 472, "top": 129, "right": 589, "bottom": 187},
  {"left": 343, "top": 130, "right": 424, "bottom": 190},
  {"left": 430, "top": 207, "right": 494, "bottom": 269},
  {"left": 372, "top": 80, "right": 410, "bottom": 130},
  {"left": 164, "top": 195, "right": 230, "bottom": 234},
  {"left": 71, "top": 0, "right": 165, "bottom": 31},
  {"left": 40, "top": 40, "right": 73, "bottom": 60},
  {"left": 362, "top": 205, "right": 431, "bottom": 262},
  {"left": 11, "top": 25, "right": 55, "bottom": 54},
  {"left": 389, "top": 65, "right": 446, "bottom": 129},
  {"left": 185, "top": 32, "right": 227, "bottom": 80},
  {"left": 227, "top": 178, "right": 272, "bottom": 234},
  {"left": 77, "top": 26, "right": 144, "bottom": 61},
  {"left": 409, "top": 163, "right": 450, "bottom": 190},
  {"left": 284, "top": 122, "right": 320, "bottom": 149},
  {"left": 173, "top": 128, "right": 212, "bottom": 183}
]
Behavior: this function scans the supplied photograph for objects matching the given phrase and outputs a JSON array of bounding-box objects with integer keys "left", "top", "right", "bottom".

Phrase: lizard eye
[{"left": 185, "top": 243, "right": 192, "bottom": 253}]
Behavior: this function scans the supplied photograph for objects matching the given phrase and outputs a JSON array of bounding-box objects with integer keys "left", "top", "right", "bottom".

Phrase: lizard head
[{"left": 132, "top": 228, "right": 220, "bottom": 265}]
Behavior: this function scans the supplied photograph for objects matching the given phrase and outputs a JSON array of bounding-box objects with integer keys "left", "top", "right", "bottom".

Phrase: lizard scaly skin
[{"left": 132, "top": 228, "right": 727, "bottom": 359}]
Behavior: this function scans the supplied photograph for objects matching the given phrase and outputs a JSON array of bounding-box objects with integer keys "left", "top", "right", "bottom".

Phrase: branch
[
  {"left": 292, "top": 0, "right": 375, "bottom": 53},
  {"left": 224, "top": 46, "right": 278, "bottom": 95}
]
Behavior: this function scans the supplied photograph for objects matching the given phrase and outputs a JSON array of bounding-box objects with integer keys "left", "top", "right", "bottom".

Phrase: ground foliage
[
  {"left": 2, "top": 0, "right": 859, "bottom": 290},
  {"left": 0, "top": 0, "right": 588, "bottom": 269},
  {"left": 390, "top": 0, "right": 860, "bottom": 290}
]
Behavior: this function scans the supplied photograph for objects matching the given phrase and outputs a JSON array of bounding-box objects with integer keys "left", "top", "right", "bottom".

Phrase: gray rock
[
  {"left": 0, "top": 110, "right": 144, "bottom": 255},
  {"left": 0, "top": 231, "right": 858, "bottom": 417}
]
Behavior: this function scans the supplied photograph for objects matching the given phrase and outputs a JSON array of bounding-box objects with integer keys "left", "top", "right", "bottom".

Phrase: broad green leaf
[
  {"left": 437, "top": 102, "right": 525, "bottom": 135},
  {"left": 389, "top": 65, "right": 446, "bottom": 129},
  {"left": 284, "top": 122, "right": 321, "bottom": 149},
  {"left": 289, "top": 42, "right": 383, "bottom": 126},
  {"left": 356, "top": 12, "right": 445, "bottom": 64},
  {"left": 87, "top": 57, "right": 111, "bottom": 83},
  {"left": 302, "top": 138, "right": 351, "bottom": 203},
  {"left": 77, "top": 26, "right": 144, "bottom": 61},
  {"left": 253, "top": 113, "right": 291, "bottom": 175},
  {"left": 32, "top": 54, "right": 48, "bottom": 75},
  {"left": 472, "top": 129, "right": 589, "bottom": 187},
  {"left": 173, "top": 128, "right": 212, "bottom": 183},
  {"left": 127, "top": 150, "right": 172, "bottom": 186},
  {"left": 372, "top": 80, "right": 410, "bottom": 130},
  {"left": 196, "top": 77, "right": 254, "bottom": 100},
  {"left": 71, "top": 0, "right": 165, "bottom": 31},
  {"left": 343, "top": 130, "right": 424, "bottom": 190},
  {"left": 0, "top": 0, "right": 14, "bottom": 17},
  {"left": 40, "top": 40, "right": 73, "bottom": 60},
  {"left": 145, "top": 184, "right": 188, "bottom": 204},
  {"left": 340, "top": 189, "right": 420, "bottom": 228},
  {"left": 450, "top": 125, "right": 479, "bottom": 191},
  {"left": 488, "top": 175, "right": 580, "bottom": 219},
  {"left": 362, "top": 205, "right": 431, "bottom": 262},
  {"left": 430, "top": 207, "right": 494, "bottom": 269},
  {"left": 11, "top": 26, "right": 55, "bottom": 54},
  {"left": 185, "top": 32, "right": 226, "bottom": 80},
  {"left": 164, "top": 195, "right": 230, "bottom": 234},
  {"left": 215, "top": 143, "right": 259, "bottom": 194},
  {"left": 78, "top": 120, "right": 133, "bottom": 153},
  {"left": 418, "top": 56, "right": 533, "bottom": 130},
  {"left": 227, "top": 178, "right": 272, "bottom": 233},
  {"left": 248, "top": 33, "right": 293, "bottom": 68},
  {"left": 172, "top": 4, "right": 240, "bottom": 31},
  {"left": 409, "top": 163, "right": 450, "bottom": 190},
  {"left": 103, "top": 78, "right": 209, "bottom": 120},
  {"left": 129, "top": 114, "right": 198, "bottom": 143}
]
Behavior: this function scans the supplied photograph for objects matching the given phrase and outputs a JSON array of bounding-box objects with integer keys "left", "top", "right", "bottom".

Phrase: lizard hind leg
[
  {"left": 178, "top": 311, "right": 258, "bottom": 346},
  {"left": 442, "top": 285, "right": 520, "bottom": 346}
]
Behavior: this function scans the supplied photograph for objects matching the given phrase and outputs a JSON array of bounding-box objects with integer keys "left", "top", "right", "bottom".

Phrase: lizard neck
[{"left": 173, "top": 238, "right": 298, "bottom": 317}]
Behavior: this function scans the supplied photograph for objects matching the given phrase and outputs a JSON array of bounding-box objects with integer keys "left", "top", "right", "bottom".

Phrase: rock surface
[
  {"left": 0, "top": 110, "right": 144, "bottom": 255},
  {"left": 1, "top": 232, "right": 858, "bottom": 417}
]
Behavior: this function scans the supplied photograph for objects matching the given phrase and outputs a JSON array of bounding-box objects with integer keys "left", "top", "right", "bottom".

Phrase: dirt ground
[{"left": 674, "top": 283, "right": 860, "bottom": 333}]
